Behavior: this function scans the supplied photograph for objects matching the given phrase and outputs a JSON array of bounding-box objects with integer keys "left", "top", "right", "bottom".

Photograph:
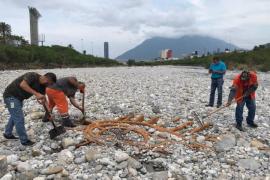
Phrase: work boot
[
  {"left": 3, "top": 133, "right": 19, "bottom": 140},
  {"left": 205, "top": 104, "right": 213, "bottom": 107},
  {"left": 62, "top": 117, "right": 76, "bottom": 128},
  {"left": 42, "top": 112, "right": 50, "bottom": 122},
  {"left": 247, "top": 123, "right": 258, "bottom": 128},
  {"left": 21, "top": 140, "right": 35, "bottom": 146},
  {"left": 236, "top": 124, "right": 244, "bottom": 131},
  {"left": 216, "top": 104, "right": 222, "bottom": 108}
]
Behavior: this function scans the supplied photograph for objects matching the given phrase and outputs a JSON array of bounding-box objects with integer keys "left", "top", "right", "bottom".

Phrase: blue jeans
[
  {"left": 235, "top": 97, "right": 256, "bottom": 125},
  {"left": 4, "top": 97, "right": 29, "bottom": 144},
  {"left": 209, "top": 78, "right": 224, "bottom": 106}
]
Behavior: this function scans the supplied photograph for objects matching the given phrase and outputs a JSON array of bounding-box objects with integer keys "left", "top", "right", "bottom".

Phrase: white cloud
[{"left": 0, "top": 0, "right": 270, "bottom": 57}]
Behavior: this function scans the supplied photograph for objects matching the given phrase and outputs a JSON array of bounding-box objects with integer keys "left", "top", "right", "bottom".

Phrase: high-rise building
[
  {"left": 104, "top": 42, "right": 109, "bottom": 59},
  {"left": 29, "top": 7, "right": 41, "bottom": 46},
  {"left": 161, "top": 49, "right": 173, "bottom": 60}
]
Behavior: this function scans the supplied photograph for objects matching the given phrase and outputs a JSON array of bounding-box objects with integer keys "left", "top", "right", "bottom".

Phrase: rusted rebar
[{"left": 75, "top": 115, "right": 213, "bottom": 151}]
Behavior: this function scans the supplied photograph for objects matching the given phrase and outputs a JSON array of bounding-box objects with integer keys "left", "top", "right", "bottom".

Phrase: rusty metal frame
[{"left": 75, "top": 115, "right": 214, "bottom": 151}]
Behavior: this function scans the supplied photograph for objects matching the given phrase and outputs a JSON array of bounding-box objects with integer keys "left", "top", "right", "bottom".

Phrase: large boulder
[
  {"left": 215, "top": 134, "right": 236, "bottom": 152},
  {"left": 238, "top": 159, "right": 261, "bottom": 170},
  {"left": 250, "top": 139, "right": 265, "bottom": 149},
  {"left": 0, "top": 155, "right": 8, "bottom": 178}
]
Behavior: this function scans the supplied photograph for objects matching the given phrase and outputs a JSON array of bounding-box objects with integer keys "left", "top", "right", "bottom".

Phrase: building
[
  {"left": 29, "top": 7, "right": 41, "bottom": 46},
  {"left": 104, "top": 42, "right": 109, "bottom": 59},
  {"left": 225, "top": 48, "right": 231, "bottom": 53},
  {"left": 160, "top": 49, "right": 173, "bottom": 60}
]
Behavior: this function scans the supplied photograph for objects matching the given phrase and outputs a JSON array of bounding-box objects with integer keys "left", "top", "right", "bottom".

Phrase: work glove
[
  {"left": 243, "top": 85, "right": 258, "bottom": 97},
  {"left": 35, "top": 93, "right": 46, "bottom": 104}
]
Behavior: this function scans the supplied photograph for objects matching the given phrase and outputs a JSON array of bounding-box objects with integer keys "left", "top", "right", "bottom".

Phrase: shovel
[
  {"left": 80, "top": 92, "right": 91, "bottom": 125},
  {"left": 42, "top": 104, "right": 66, "bottom": 139},
  {"left": 193, "top": 95, "right": 245, "bottom": 127}
]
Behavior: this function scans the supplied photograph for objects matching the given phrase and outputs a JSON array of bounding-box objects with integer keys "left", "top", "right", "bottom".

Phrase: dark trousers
[
  {"left": 209, "top": 78, "right": 224, "bottom": 106},
  {"left": 236, "top": 97, "right": 256, "bottom": 125}
]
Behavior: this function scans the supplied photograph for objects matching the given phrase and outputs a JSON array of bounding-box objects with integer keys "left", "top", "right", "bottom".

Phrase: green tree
[
  {"left": 10, "top": 35, "right": 29, "bottom": 46},
  {"left": 0, "top": 22, "right": 11, "bottom": 44}
]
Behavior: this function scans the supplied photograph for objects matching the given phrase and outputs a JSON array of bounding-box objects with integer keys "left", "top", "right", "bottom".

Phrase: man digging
[
  {"left": 3, "top": 72, "right": 57, "bottom": 146},
  {"left": 226, "top": 70, "right": 259, "bottom": 131},
  {"left": 44, "top": 77, "right": 85, "bottom": 127}
]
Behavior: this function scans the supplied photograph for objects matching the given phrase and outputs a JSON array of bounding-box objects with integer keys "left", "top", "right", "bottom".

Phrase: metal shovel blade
[
  {"left": 192, "top": 111, "right": 204, "bottom": 127},
  {"left": 49, "top": 125, "right": 66, "bottom": 139}
]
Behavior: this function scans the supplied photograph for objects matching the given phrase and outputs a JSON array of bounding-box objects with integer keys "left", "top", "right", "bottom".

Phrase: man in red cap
[{"left": 226, "top": 70, "right": 258, "bottom": 131}]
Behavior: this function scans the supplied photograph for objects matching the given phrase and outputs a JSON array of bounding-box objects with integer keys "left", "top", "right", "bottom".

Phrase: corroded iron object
[{"left": 75, "top": 115, "right": 213, "bottom": 151}]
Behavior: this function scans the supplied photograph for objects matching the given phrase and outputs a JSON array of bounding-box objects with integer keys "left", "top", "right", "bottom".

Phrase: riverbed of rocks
[{"left": 0, "top": 66, "right": 269, "bottom": 180}]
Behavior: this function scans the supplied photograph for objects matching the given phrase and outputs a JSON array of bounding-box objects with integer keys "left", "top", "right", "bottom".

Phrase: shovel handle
[
  {"left": 205, "top": 95, "right": 245, "bottom": 118},
  {"left": 42, "top": 103, "right": 56, "bottom": 128},
  {"left": 82, "top": 92, "right": 85, "bottom": 116}
]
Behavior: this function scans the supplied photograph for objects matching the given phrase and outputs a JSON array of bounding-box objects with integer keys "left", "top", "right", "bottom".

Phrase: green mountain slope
[
  {"left": 0, "top": 45, "right": 122, "bottom": 70},
  {"left": 129, "top": 45, "right": 270, "bottom": 72}
]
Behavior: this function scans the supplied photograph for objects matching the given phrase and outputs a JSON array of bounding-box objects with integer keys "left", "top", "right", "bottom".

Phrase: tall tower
[
  {"left": 104, "top": 42, "right": 109, "bottom": 59},
  {"left": 29, "top": 7, "right": 41, "bottom": 46}
]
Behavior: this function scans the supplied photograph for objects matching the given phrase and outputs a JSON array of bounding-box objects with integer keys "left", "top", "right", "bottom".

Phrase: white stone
[
  {"left": 98, "top": 158, "right": 116, "bottom": 166},
  {"left": 40, "top": 166, "right": 63, "bottom": 175},
  {"left": 0, "top": 173, "right": 13, "bottom": 180},
  {"left": 33, "top": 177, "right": 46, "bottom": 180},
  {"left": 58, "top": 149, "right": 74, "bottom": 164},
  {"left": 6, "top": 154, "right": 18, "bottom": 165},
  {"left": 61, "top": 138, "right": 75, "bottom": 149},
  {"left": 128, "top": 167, "right": 137, "bottom": 176},
  {"left": 85, "top": 149, "right": 100, "bottom": 162},
  {"left": 17, "top": 161, "right": 32, "bottom": 172},
  {"left": 196, "top": 136, "right": 205, "bottom": 143},
  {"left": 115, "top": 150, "right": 129, "bottom": 162},
  {"left": 30, "top": 111, "right": 44, "bottom": 120}
]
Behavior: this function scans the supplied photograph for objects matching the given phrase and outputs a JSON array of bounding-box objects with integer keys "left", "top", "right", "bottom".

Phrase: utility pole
[
  {"left": 81, "top": 38, "right": 84, "bottom": 53},
  {"left": 91, "top": 41, "right": 94, "bottom": 55}
]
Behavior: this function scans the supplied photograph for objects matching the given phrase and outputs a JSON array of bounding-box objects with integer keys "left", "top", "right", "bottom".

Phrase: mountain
[{"left": 116, "top": 35, "right": 239, "bottom": 61}]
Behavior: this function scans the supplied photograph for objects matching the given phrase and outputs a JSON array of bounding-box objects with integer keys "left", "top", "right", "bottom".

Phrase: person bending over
[
  {"left": 45, "top": 77, "right": 85, "bottom": 127},
  {"left": 3, "top": 72, "right": 57, "bottom": 146}
]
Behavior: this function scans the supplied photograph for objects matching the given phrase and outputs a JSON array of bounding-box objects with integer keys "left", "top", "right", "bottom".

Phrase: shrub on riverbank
[{"left": 0, "top": 45, "right": 122, "bottom": 70}]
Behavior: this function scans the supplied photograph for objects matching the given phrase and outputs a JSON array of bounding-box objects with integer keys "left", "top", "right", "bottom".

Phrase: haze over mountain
[{"left": 117, "top": 35, "right": 239, "bottom": 61}]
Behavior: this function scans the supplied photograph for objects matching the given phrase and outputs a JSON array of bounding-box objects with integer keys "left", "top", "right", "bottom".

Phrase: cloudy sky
[{"left": 1, "top": 0, "right": 270, "bottom": 58}]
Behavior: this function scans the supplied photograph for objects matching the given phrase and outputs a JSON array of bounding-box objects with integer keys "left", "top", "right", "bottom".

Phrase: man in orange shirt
[
  {"left": 44, "top": 77, "right": 85, "bottom": 127},
  {"left": 226, "top": 71, "right": 258, "bottom": 131}
]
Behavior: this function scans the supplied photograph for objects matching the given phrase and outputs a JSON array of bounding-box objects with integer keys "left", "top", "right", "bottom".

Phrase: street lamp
[{"left": 81, "top": 38, "right": 84, "bottom": 53}]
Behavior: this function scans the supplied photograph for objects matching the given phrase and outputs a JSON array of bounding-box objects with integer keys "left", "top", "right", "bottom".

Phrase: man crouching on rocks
[
  {"left": 44, "top": 77, "right": 85, "bottom": 128},
  {"left": 3, "top": 72, "right": 57, "bottom": 146},
  {"left": 226, "top": 70, "right": 258, "bottom": 131}
]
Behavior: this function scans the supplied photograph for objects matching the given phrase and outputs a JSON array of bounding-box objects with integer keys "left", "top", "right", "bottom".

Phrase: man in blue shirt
[{"left": 206, "top": 57, "right": 227, "bottom": 108}]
